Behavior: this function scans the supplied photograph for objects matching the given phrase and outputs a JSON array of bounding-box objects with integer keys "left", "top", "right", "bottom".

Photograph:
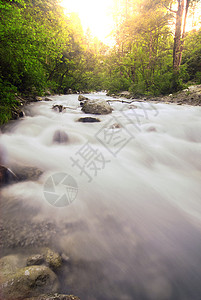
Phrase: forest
[{"left": 0, "top": 0, "right": 201, "bottom": 124}]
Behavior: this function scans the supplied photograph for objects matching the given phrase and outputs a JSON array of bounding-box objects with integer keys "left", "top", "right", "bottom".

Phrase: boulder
[
  {"left": 52, "top": 130, "right": 69, "bottom": 144},
  {"left": 78, "top": 95, "right": 89, "bottom": 101},
  {"left": 0, "top": 265, "right": 59, "bottom": 300},
  {"left": 81, "top": 99, "right": 113, "bottom": 115},
  {"left": 77, "top": 117, "right": 100, "bottom": 123},
  {"left": 44, "top": 97, "right": 52, "bottom": 101}
]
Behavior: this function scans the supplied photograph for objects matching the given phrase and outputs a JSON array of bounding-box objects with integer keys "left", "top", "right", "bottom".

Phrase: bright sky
[
  {"left": 60, "top": 0, "right": 201, "bottom": 45},
  {"left": 60, "top": 0, "right": 115, "bottom": 45}
]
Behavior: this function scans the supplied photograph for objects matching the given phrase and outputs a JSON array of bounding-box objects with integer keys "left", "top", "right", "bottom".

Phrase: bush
[
  {"left": 0, "top": 79, "right": 19, "bottom": 125},
  {"left": 106, "top": 76, "right": 131, "bottom": 93}
]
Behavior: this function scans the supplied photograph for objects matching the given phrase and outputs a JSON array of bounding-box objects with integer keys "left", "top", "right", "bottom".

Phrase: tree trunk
[
  {"left": 178, "top": 0, "right": 190, "bottom": 65},
  {"left": 173, "top": 0, "right": 185, "bottom": 72}
]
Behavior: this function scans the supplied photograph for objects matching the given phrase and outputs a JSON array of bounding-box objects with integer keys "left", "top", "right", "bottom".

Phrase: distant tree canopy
[
  {"left": 104, "top": 0, "right": 201, "bottom": 95},
  {"left": 0, "top": 0, "right": 201, "bottom": 124}
]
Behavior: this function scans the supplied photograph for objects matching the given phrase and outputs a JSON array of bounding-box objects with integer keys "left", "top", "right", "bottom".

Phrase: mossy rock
[
  {"left": 0, "top": 265, "right": 59, "bottom": 300},
  {"left": 0, "top": 255, "right": 23, "bottom": 276},
  {"left": 43, "top": 248, "right": 62, "bottom": 271}
]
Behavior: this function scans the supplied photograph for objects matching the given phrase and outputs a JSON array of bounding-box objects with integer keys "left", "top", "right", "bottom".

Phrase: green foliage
[
  {"left": 105, "top": 0, "right": 200, "bottom": 96},
  {"left": 0, "top": 79, "right": 19, "bottom": 125},
  {"left": 182, "top": 29, "right": 201, "bottom": 83}
]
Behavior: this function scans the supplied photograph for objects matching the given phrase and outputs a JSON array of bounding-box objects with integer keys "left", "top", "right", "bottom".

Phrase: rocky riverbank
[{"left": 108, "top": 84, "right": 201, "bottom": 106}]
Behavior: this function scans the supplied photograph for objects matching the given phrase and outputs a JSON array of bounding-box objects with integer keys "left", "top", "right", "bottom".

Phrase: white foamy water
[{"left": 1, "top": 93, "right": 201, "bottom": 300}]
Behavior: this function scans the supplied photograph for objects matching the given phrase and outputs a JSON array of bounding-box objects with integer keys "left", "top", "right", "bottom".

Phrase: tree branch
[{"left": 163, "top": 4, "right": 177, "bottom": 13}]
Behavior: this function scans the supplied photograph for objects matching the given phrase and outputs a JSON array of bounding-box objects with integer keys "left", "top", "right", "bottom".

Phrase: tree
[{"left": 173, "top": 0, "right": 190, "bottom": 71}]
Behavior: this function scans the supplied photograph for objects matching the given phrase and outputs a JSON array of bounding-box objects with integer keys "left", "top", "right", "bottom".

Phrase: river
[{"left": 1, "top": 93, "right": 201, "bottom": 300}]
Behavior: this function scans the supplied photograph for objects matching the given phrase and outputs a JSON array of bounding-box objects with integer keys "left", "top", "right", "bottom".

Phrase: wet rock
[
  {"left": 119, "top": 91, "right": 132, "bottom": 99},
  {"left": 0, "top": 265, "right": 59, "bottom": 300},
  {"left": 52, "top": 105, "right": 65, "bottom": 113},
  {"left": 43, "top": 248, "right": 62, "bottom": 271},
  {"left": 78, "top": 95, "right": 89, "bottom": 101},
  {"left": 52, "top": 130, "right": 69, "bottom": 144},
  {"left": 25, "top": 294, "right": 80, "bottom": 300},
  {"left": 11, "top": 107, "right": 24, "bottom": 120},
  {"left": 67, "top": 88, "right": 73, "bottom": 94},
  {"left": 0, "top": 165, "right": 17, "bottom": 186},
  {"left": 77, "top": 117, "right": 101, "bottom": 123},
  {"left": 35, "top": 96, "right": 43, "bottom": 101},
  {"left": 27, "top": 255, "right": 45, "bottom": 267},
  {"left": 44, "top": 97, "right": 52, "bottom": 101},
  {"left": 109, "top": 123, "right": 122, "bottom": 129},
  {"left": 12, "top": 166, "right": 43, "bottom": 181},
  {"left": 82, "top": 99, "right": 113, "bottom": 115}
]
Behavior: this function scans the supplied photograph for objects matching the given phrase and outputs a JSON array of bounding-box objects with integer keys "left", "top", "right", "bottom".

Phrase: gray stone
[
  {"left": 81, "top": 99, "right": 112, "bottom": 115},
  {"left": 78, "top": 117, "right": 101, "bottom": 123}
]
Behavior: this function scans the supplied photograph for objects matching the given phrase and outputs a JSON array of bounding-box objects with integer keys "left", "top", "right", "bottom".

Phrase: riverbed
[{"left": 1, "top": 93, "right": 201, "bottom": 300}]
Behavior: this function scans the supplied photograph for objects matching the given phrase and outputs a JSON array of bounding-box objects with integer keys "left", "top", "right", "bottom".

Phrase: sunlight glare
[{"left": 60, "top": 0, "right": 115, "bottom": 44}]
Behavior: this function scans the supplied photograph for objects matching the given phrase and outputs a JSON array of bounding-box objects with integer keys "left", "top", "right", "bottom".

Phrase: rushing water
[{"left": 1, "top": 93, "right": 201, "bottom": 300}]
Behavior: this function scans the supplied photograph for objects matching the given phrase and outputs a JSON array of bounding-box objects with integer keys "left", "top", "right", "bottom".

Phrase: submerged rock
[
  {"left": 0, "top": 165, "right": 17, "bottom": 186},
  {"left": 81, "top": 99, "right": 113, "bottom": 115},
  {"left": 12, "top": 165, "right": 43, "bottom": 182},
  {"left": 52, "top": 130, "right": 69, "bottom": 144},
  {"left": 109, "top": 123, "right": 122, "bottom": 129},
  {"left": 0, "top": 265, "right": 59, "bottom": 300},
  {"left": 77, "top": 117, "right": 101, "bottom": 123},
  {"left": 52, "top": 105, "right": 65, "bottom": 113}
]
